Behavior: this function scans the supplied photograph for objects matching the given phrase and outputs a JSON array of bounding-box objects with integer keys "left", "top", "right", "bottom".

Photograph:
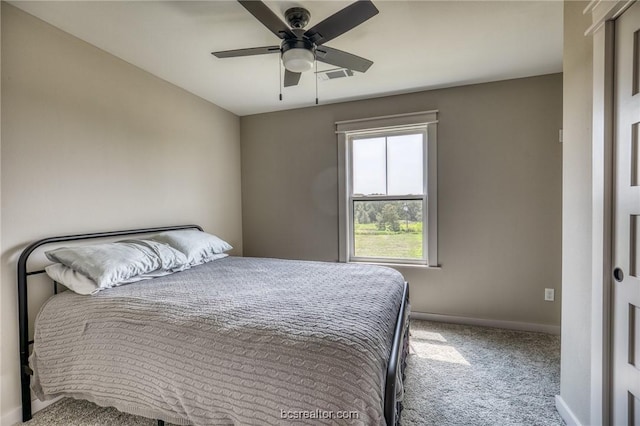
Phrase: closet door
[{"left": 612, "top": 2, "right": 640, "bottom": 424}]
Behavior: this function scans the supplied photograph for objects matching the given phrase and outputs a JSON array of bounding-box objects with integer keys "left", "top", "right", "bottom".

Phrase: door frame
[{"left": 586, "top": 1, "right": 636, "bottom": 424}]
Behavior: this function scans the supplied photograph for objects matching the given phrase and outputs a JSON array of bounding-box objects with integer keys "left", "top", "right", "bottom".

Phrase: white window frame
[{"left": 337, "top": 111, "right": 438, "bottom": 266}]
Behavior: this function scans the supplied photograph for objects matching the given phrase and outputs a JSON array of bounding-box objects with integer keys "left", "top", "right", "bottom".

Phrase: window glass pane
[
  {"left": 352, "top": 137, "right": 386, "bottom": 195},
  {"left": 353, "top": 200, "right": 423, "bottom": 259},
  {"left": 387, "top": 134, "right": 424, "bottom": 195}
]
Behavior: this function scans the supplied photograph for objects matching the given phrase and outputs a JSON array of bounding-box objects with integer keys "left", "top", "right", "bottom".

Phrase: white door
[{"left": 613, "top": 2, "right": 640, "bottom": 424}]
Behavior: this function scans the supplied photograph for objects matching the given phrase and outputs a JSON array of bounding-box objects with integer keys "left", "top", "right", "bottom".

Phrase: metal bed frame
[{"left": 17, "top": 224, "right": 410, "bottom": 425}]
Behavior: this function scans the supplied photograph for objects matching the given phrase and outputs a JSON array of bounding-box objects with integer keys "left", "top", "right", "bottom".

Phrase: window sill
[{"left": 348, "top": 261, "right": 441, "bottom": 270}]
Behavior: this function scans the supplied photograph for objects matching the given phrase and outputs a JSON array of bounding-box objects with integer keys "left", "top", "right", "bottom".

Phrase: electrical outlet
[{"left": 544, "top": 288, "right": 555, "bottom": 301}]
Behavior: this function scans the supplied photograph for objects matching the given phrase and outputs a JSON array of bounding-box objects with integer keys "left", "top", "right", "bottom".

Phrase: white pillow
[
  {"left": 45, "top": 239, "right": 189, "bottom": 289},
  {"left": 45, "top": 262, "right": 192, "bottom": 295},
  {"left": 151, "top": 230, "right": 232, "bottom": 266},
  {"left": 199, "top": 253, "right": 229, "bottom": 262},
  {"left": 45, "top": 263, "right": 99, "bottom": 295}
]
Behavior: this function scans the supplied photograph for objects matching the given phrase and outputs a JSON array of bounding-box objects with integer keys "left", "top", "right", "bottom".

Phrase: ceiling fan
[{"left": 211, "top": 0, "right": 379, "bottom": 88}]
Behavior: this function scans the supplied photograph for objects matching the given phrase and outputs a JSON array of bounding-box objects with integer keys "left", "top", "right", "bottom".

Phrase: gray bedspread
[{"left": 30, "top": 256, "right": 405, "bottom": 425}]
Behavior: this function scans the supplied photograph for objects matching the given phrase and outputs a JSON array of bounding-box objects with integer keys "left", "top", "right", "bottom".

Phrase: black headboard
[{"left": 16, "top": 224, "right": 202, "bottom": 422}]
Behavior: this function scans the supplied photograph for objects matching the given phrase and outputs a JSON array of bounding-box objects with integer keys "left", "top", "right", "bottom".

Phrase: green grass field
[{"left": 353, "top": 222, "right": 423, "bottom": 259}]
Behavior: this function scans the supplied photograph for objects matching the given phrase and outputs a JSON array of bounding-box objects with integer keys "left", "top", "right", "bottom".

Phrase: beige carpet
[{"left": 19, "top": 320, "right": 563, "bottom": 425}]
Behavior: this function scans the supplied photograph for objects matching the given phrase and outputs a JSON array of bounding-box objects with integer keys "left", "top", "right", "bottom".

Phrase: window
[{"left": 337, "top": 111, "right": 438, "bottom": 266}]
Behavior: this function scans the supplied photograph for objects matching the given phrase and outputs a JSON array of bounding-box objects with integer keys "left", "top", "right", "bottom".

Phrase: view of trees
[
  {"left": 352, "top": 200, "right": 423, "bottom": 259},
  {"left": 353, "top": 200, "right": 422, "bottom": 232}
]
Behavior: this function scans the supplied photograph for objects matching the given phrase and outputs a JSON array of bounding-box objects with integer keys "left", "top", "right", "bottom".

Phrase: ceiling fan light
[{"left": 282, "top": 48, "right": 314, "bottom": 73}]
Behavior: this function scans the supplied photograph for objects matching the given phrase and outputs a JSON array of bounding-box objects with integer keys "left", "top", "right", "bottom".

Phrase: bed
[{"left": 17, "top": 225, "right": 410, "bottom": 425}]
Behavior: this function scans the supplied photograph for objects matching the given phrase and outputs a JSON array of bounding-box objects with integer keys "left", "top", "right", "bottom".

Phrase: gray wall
[
  {"left": 0, "top": 3, "right": 242, "bottom": 421},
  {"left": 241, "top": 74, "right": 562, "bottom": 327},
  {"left": 559, "top": 1, "right": 593, "bottom": 424}
]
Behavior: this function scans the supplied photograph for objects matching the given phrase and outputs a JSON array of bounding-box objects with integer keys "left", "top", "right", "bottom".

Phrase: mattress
[{"left": 30, "top": 256, "right": 406, "bottom": 425}]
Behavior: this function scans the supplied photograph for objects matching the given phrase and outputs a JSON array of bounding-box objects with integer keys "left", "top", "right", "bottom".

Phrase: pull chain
[
  {"left": 315, "top": 59, "right": 318, "bottom": 105},
  {"left": 279, "top": 57, "right": 283, "bottom": 101}
]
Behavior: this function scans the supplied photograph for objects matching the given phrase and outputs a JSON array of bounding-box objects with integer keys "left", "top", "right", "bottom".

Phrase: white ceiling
[{"left": 9, "top": 1, "right": 563, "bottom": 116}]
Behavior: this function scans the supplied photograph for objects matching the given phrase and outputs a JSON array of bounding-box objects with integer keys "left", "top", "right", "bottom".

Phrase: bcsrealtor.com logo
[{"left": 280, "top": 409, "right": 360, "bottom": 420}]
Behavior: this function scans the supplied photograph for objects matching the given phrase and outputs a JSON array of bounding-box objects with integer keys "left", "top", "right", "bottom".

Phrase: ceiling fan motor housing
[{"left": 284, "top": 7, "right": 311, "bottom": 29}]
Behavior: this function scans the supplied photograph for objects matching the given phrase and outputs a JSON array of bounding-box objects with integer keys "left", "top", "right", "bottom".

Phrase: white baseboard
[
  {"left": 555, "top": 395, "right": 583, "bottom": 426},
  {"left": 410, "top": 311, "right": 561, "bottom": 335},
  {"left": 2, "top": 397, "right": 61, "bottom": 426}
]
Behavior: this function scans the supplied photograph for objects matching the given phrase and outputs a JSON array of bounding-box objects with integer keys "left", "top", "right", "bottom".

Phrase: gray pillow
[
  {"left": 45, "top": 239, "right": 188, "bottom": 289},
  {"left": 150, "top": 229, "right": 232, "bottom": 266}
]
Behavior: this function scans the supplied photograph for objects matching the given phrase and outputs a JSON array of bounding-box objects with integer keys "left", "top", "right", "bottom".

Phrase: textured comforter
[{"left": 31, "top": 257, "right": 406, "bottom": 425}]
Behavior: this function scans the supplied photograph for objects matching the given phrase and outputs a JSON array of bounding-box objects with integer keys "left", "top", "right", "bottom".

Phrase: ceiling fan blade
[
  {"left": 284, "top": 69, "right": 302, "bottom": 87},
  {"left": 212, "top": 46, "right": 280, "bottom": 58},
  {"left": 316, "top": 46, "right": 373, "bottom": 73},
  {"left": 238, "top": 0, "right": 294, "bottom": 39},
  {"left": 304, "top": 0, "right": 379, "bottom": 45}
]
